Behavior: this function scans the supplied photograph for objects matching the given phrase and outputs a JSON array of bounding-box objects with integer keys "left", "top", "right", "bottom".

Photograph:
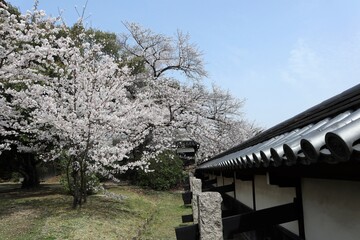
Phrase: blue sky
[{"left": 7, "top": 0, "right": 360, "bottom": 129}]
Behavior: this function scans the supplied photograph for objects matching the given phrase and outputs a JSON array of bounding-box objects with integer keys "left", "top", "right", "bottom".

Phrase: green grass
[{"left": 0, "top": 183, "right": 192, "bottom": 240}]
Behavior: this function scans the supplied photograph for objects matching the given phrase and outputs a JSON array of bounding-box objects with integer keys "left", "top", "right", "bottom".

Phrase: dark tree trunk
[
  {"left": 20, "top": 153, "right": 40, "bottom": 189},
  {"left": 80, "top": 161, "right": 87, "bottom": 204},
  {"left": 71, "top": 160, "right": 87, "bottom": 209},
  {"left": 0, "top": 147, "right": 40, "bottom": 189},
  {"left": 72, "top": 166, "right": 81, "bottom": 208}
]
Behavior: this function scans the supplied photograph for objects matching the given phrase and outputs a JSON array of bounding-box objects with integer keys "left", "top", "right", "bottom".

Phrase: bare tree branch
[{"left": 119, "top": 22, "right": 207, "bottom": 80}]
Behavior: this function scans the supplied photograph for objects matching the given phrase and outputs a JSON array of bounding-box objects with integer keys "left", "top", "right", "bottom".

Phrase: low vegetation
[
  {"left": 133, "top": 150, "right": 186, "bottom": 191},
  {"left": 0, "top": 182, "right": 191, "bottom": 240}
]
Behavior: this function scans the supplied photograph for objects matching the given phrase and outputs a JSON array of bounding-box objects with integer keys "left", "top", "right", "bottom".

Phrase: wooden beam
[
  {"left": 222, "top": 209, "right": 238, "bottom": 218},
  {"left": 202, "top": 175, "right": 210, "bottom": 181},
  {"left": 296, "top": 183, "right": 306, "bottom": 239},
  {"left": 236, "top": 173, "right": 254, "bottom": 181},
  {"left": 263, "top": 162, "right": 360, "bottom": 182},
  {"left": 203, "top": 178, "right": 217, "bottom": 186},
  {"left": 204, "top": 182, "right": 235, "bottom": 193},
  {"left": 202, "top": 178, "right": 217, "bottom": 189},
  {"left": 222, "top": 171, "right": 234, "bottom": 178},
  {"left": 222, "top": 194, "right": 254, "bottom": 215},
  {"left": 201, "top": 161, "right": 360, "bottom": 182},
  {"left": 183, "top": 184, "right": 190, "bottom": 191},
  {"left": 182, "top": 192, "right": 192, "bottom": 205},
  {"left": 175, "top": 224, "right": 199, "bottom": 240},
  {"left": 267, "top": 173, "right": 300, "bottom": 187},
  {"left": 222, "top": 200, "right": 301, "bottom": 239},
  {"left": 182, "top": 214, "right": 193, "bottom": 223}
]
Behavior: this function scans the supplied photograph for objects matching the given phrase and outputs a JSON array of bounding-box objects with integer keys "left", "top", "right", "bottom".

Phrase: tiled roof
[{"left": 198, "top": 84, "right": 360, "bottom": 171}]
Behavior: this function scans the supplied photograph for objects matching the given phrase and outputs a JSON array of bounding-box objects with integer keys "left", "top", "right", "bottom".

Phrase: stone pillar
[
  {"left": 190, "top": 177, "right": 202, "bottom": 223},
  {"left": 198, "top": 192, "right": 223, "bottom": 240}
]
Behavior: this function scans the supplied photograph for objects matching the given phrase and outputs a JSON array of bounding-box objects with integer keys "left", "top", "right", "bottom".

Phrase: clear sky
[{"left": 7, "top": 0, "right": 360, "bottom": 129}]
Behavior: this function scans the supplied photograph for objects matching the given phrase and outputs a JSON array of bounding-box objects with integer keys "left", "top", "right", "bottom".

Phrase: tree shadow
[
  {"left": 0, "top": 183, "right": 64, "bottom": 200},
  {"left": 0, "top": 183, "right": 137, "bottom": 221}
]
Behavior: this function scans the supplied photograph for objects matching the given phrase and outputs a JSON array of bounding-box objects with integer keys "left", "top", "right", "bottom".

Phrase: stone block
[
  {"left": 198, "top": 192, "right": 223, "bottom": 240},
  {"left": 190, "top": 177, "right": 202, "bottom": 223}
]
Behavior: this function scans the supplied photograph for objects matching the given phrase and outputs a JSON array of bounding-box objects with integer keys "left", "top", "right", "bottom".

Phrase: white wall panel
[
  {"left": 302, "top": 178, "right": 360, "bottom": 240},
  {"left": 254, "top": 175, "right": 299, "bottom": 235},
  {"left": 235, "top": 178, "right": 254, "bottom": 209}
]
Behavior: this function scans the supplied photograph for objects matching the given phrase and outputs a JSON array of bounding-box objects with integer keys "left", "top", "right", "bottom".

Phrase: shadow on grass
[
  {"left": 0, "top": 183, "right": 136, "bottom": 222},
  {"left": 0, "top": 184, "right": 64, "bottom": 199}
]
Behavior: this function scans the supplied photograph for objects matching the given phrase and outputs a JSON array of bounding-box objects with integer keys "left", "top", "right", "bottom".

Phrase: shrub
[
  {"left": 58, "top": 151, "right": 102, "bottom": 195},
  {"left": 60, "top": 172, "right": 101, "bottom": 195},
  {"left": 135, "top": 150, "right": 185, "bottom": 191}
]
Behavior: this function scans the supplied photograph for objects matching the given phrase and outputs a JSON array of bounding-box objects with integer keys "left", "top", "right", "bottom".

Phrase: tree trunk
[
  {"left": 71, "top": 160, "right": 87, "bottom": 209},
  {"left": 20, "top": 153, "right": 40, "bottom": 189},
  {"left": 72, "top": 160, "right": 81, "bottom": 208},
  {"left": 80, "top": 161, "right": 87, "bottom": 204}
]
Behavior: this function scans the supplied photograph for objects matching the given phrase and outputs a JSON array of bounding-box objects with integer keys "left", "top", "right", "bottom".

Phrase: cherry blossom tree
[
  {"left": 0, "top": 3, "right": 65, "bottom": 187},
  {"left": 151, "top": 82, "right": 261, "bottom": 161},
  {"left": 120, "top": 22, "right": 207, "bottom": 80},
  {"left": 119, "top": 23, "right": 260, "bottom": 162},
  {"left": 191, "top": 85, "right": 261, "bottom": 159},
  {"left": 0, "top": 2, "right": 260, "bottom": 206},
  {"left": 0, "top": 4, "right": 168, "bottom": 207},
  {"left": 133, "top": 77, "right": 261, "bottom": 162}
]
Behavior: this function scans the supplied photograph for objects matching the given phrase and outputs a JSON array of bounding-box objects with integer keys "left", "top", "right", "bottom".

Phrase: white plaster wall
[
  {"left": 254, "top": 175, "right": 299, "bottom": 235},
  {"left": 235, "top": 179, "right": 254, "bottom": 209},
  {"left": 302, "top": 178, "right": 360, "bottom": 240},
  {"left": 224, "top": 177, "right": 235, "bottom": 198}
]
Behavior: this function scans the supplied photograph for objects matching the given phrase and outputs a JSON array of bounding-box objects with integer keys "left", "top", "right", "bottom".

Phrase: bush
[
  {"left": 135, "top": 150, "right": 185, "bottom": 191},
  {"left": 60, "top": 173, "right": 101, "bottom": 195},
  {"left": 58, "top": 151, "right": 102, "bottom": 195}
]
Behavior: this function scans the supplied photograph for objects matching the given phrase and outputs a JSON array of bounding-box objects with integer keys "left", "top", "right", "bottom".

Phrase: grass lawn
[{"left": 0, "top": 182, "right": 191, "bottom": 240}]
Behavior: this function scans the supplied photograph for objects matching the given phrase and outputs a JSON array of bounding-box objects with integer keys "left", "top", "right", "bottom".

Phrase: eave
[{"left": 198, "top": 84, "right": 360, "bottom": 173}]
